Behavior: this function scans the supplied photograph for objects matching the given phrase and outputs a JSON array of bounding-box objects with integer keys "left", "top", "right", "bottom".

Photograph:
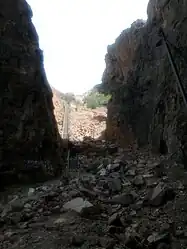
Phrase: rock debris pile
[
  {"left": 69, "top": 107, "right": 107, "bottom": 141},
  {"left": 0, "top": 142, "right": 187, "bottom": 249}
]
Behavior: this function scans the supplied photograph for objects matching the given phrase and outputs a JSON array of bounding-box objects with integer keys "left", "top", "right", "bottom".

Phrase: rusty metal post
[{"left": 160, "top": 28, "right": 187, "bottom": 108}]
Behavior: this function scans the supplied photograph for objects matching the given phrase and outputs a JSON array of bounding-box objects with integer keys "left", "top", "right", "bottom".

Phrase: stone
[
  {"left": 147, "top": 232, "right": 170, "bottom": 245},
  {"left": 0, "top": 234, "right": 4, "bottom": 242},
  {"left": 41, "top": 186, "right": 49, "bottom": 192},
  {"left": 54, "top": 217, "right": 67, "bottom": 225},
  {"left": 146, "top": 178, "right": 158, "bottom": 187},
  {"left": 28, "top": 188, "right": 35, "bottom": 197},
  {"left": 69, "top": 190, "right": 80, "bottom": 198},
  {"left": 130, "top": 190, "right": 138, "bottom": 199},
  {"left": 80, "top": 204, "right": 102, "bottom": 218},
  {"left": 138, "top": 159, "right": 146, "bottom": 164},
  {"left": 148, "top": 183, "right": 175, "bottom": 207},
  {"left": 80, "top": 173, "right": 95, "bottom": 183},
  {"left": 132, "top": 200, "right": 143, "bottom": 210},
  {"left": 51, "top": 205, "right": 61, "bottom": 214},
  {"left": 29, "top": 222, "right": 45, "bottom": 229},
  {"left": 122, "top": 178, "right": 132, "bottom": 187},
  {"left": 11, "top": 212, "right": 23, "bottom": 224},
  {"left": 175, "top": 230, "right": 184, "bottom": 237},
  {"left": 129, "top": 210, "right": 136, "bottom": 216},
  {"left": 1, "top": 205, "right": 12, "bottom": 218},
  {"left": 98, "top": 168, "right": 107, "bottom": 176},
  {"left": 143, "top": 174, "right": 154, "bottom": 179},
  {"left": 156, "top": 243, "right": 170, "bottom": 249},
  {"left": 71, "top": 235, "right": 86, "bottom": 246},
  {"left": 99, "top": 237, "right": 116, "bottom": 249},
  {"left": 107, "top": 163, "right": 120, "bottom": 171},
  {"left": 24, "top": 203, "right": 32, "bottom": 209},
  {"left": 108, "top": 178, "right": 122, "bottom": 193},
  {"left": 107, "top": 145, "right": 118, "bottom": 154},
  {"left": 21, "top": 212, "right": 34, "bottom": 222},
  {"left": 63, "top": 197, "right": 93, "bottom": 213},
  {"left": 177, "top": 182, "right": 185, "bottom": 190},
  {"left": 133, "top": 175, "right": 145, "bottom": 186},
  {"left": 44, "top": 191, "right": 58, "bottom": 202},
  {"left": 4, "top": 231, "right": 16, "bottom": 239},
  {"left": 110, "top": 193, "right": 134, "bottom": 206},
  {"left": 154, "top": 163, "right": 167, "bottom": 177},
  {"left": 108, "top": 213, "right": 122, "bottom": 226},
  {"left": 10, "top": 199, "right": 25, "bottom": 212},
  {"left": 126, "top": 169, "right": 136, "bottom": 176},
  {"left": 124, "top": 226, "right": 142, "bottom": 249},
  {"left": 108, "top": 225, "right": 123, "bottom": 234}
]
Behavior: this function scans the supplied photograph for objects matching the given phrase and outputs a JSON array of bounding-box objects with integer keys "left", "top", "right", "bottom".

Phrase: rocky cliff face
[
  {"left": 1, "top": 0, "right": 62, "bottom": 177},
  {"left": 102, "top": 0, "right": 187, "bottom": 162}
]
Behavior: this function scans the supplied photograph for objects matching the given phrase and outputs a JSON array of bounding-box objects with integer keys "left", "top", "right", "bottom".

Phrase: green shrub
[{"left": 84, "top": 91, "right": 111, "bottom": 109}]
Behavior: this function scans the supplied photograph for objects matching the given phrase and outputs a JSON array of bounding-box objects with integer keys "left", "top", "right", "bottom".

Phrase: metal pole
[
  {"left": 66, "top": 149, "right": 70, "bottom": 176},
  {"left": 160, "top": 28, "right": 187, "bottom": 108}
]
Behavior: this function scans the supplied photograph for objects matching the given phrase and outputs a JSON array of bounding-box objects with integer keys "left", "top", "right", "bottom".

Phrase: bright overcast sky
[{"left": 26, "top": 0, "right": 148, "bottom": 95}]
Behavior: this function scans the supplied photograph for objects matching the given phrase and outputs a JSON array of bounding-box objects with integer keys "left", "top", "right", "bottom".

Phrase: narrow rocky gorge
[{"left": 1, "top": 0, "right": 187, "bottom": 248}]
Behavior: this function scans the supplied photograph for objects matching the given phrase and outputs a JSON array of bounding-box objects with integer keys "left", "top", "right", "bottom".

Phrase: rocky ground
[
  {"left": 0, "top": 141, "right": 187, "bottom": 249},
  {"left": 69, "top": 107, "right": 107, "bottom": 141}
]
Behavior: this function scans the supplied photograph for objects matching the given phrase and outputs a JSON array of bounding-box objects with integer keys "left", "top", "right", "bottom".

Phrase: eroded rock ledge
[
  {"left": 102, "top": 0, "right": 187, "bottom": 161},
  {"left": 0, "top": 0, "right": 62, "bottom": 177}
]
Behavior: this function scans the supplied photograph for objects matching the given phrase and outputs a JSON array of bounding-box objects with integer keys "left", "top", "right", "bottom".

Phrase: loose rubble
[
  {"left": 69, "top": 107, "right": 107, "bottom": 141},
  {"left": 0, "top": 142, "right": 187, "bottom": 249}
]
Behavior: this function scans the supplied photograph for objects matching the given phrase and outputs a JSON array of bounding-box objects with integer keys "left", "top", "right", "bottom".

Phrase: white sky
[{"left": 26, "top": 0, "right": 148, "bottom": 95}]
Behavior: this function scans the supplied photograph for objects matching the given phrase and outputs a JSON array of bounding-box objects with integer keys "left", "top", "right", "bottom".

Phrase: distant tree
[
  {"left": 61, "top": 92, "right": 75, "bottom": 104},
  {"left": 83, "top": 87, "right": 111, "bottom": 109}
]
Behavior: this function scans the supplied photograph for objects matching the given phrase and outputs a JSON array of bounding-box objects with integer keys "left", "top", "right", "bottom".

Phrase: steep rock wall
[
  {"left": 0, "top": 0, "right": 62, "bottom": 176},
  {"left": 102, "top": 0, "right": 187, "bottom": 161}
]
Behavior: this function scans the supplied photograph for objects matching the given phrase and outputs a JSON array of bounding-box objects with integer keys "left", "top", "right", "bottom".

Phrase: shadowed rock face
[
  {"left": 0, "top": 0, "right": 62, "bottom": 175},
  {"left": 102, "top": 0, "right": 187, "bottom": 161}
]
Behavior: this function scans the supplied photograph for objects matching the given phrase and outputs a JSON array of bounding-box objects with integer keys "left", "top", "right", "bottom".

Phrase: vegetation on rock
[{"left": 83, "top": 87, "right": 111, "bottom": 109}]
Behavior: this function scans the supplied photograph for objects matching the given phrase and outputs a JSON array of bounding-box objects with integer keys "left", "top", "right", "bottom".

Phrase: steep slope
[
  {"left": 0, "top": 0, "right": 62, "bottom": 178},
  {"left": 102, "top": 0, "right": 187, "bottom": 162}
]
